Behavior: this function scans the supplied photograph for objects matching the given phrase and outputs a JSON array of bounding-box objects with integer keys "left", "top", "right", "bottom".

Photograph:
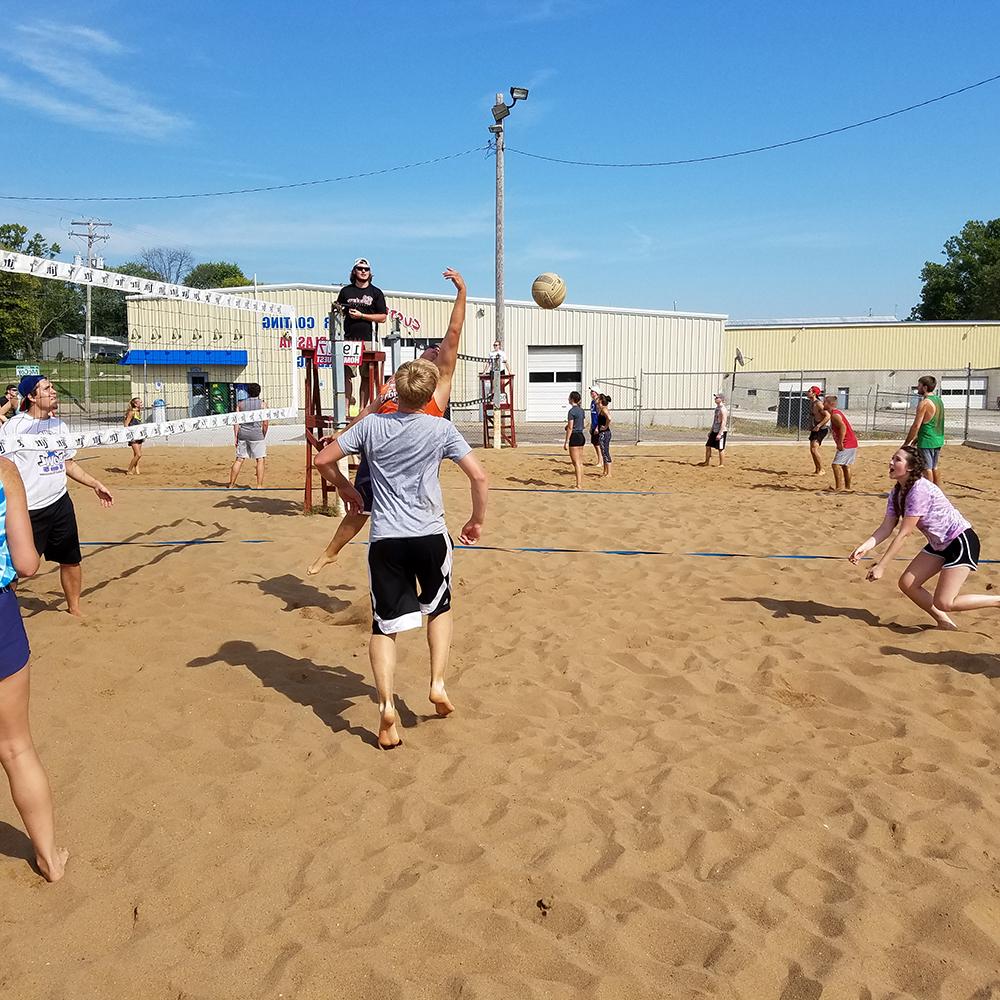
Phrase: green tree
[
  {"left": 90, "top": 261, "right": 162, "bottom": 341},
  {"left": 183, "top": 261, "right": 251, "bottom": 289},
  {"left": 911, "top": 218, "right": 1000, "bottom": 321},
  {"left": 0, "top": 223, "right": 83, "bottom": 359}
]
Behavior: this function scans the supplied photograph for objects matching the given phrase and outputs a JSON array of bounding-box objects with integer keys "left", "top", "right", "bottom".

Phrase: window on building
[
  {"left": 746, "top": 389, "right": 757, "bottom": 397},
  {"left": 555, "top": 371, "right": 582, "bottom": 383},
  {"left": 529, "top": 372, "right": 554, "bottom": 383}
]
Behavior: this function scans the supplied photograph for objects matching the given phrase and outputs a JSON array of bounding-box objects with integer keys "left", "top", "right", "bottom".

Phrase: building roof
[
  {"left": 214, "top": 282, "right": 728, "bottom": 322},
  {"left": 44, "top": 333, "right": 127, "bottom": 347},
  {"left": 727, "top": 316, "right": 900, "bottom": 327}
]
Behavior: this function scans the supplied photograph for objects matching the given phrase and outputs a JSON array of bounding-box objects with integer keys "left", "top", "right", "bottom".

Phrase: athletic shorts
[
  {"left": 29, "top": 493, "right": 82, "bottom": 565},
  {"left": 368, "top": 533, "right": 453, "bottom": 635},
  {"left": 919, "top": 447, "right": 941, "bottom": 470},
  {"left": 809, "top": 428, "right": 829, "bottom": 444},
  {"left": 590, "top": 429, "right": 600, "bottom": 446},
  {"left": 236, "top": 439, "right": 266, "bottom": 460},
  {"left": 833, "top": 447, "right": 857, "bottom": 466},
  {"left": 569, "top": 431, "right": 586, "bottom": 448},
  {"left": 707, "top": 430, "right": 727, "bottom": 452},
  {"left": 0, "top": 587, "right": 30, "bottom": 681},
  {"left": 354, "top": 455, "right": 374, "bottom": 514},
  {"left": 924, "top": 527, "right": 979, "bottom": 571}
]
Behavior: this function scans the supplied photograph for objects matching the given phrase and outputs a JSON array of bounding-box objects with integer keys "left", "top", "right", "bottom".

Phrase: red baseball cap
[{"left": 809, "top": 385, "right": 823, "bottom": 395}]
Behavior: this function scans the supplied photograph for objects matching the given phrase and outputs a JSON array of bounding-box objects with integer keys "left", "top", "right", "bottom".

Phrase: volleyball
[{"left": 531, "top": 272, "right": 567, "bottom": 310}]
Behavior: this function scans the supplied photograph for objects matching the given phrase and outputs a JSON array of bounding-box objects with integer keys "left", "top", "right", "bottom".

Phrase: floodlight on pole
[{"left": 488, "top": 85, "right": 528, "bottom": 450}]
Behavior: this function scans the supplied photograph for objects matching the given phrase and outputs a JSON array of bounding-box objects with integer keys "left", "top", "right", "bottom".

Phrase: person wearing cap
[
  {"left": 807, "top": 385, "right": 830, "bottom": 475},
  {"left": 335, "top": 258, "right": 387, "bottom": 413},
  {"left": 700, "top": 392, "right": 728, "bottom": 467},
  {"left": 0, "top": 376, "right": 113, "bottom": 617}
]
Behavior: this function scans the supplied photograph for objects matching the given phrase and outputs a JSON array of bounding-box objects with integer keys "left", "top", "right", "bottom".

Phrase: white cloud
[{"left": 0, "top": 21, "right": 188, "bottom": 140}]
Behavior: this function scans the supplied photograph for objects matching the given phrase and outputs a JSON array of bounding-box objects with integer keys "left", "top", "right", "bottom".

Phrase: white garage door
[
  {"left": 939, "top": 376, "right": 987, "bottom": 410},
  {"left": 527, "top": 346, "right": 583, "bottom": 421}
]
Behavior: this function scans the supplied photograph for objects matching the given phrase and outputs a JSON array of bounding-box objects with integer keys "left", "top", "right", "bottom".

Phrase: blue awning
[{"left": 119, "top": 349, "right": 248, "bottom": 366}]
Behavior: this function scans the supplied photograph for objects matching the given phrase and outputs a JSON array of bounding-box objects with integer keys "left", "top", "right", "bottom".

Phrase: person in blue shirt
[{"left": 588, "top": 388, "right": 602, "bottom": 465}]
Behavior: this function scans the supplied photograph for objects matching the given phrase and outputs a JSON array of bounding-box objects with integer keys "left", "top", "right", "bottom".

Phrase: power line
[
  {"left": 0, "top": 146, "right": 488, "bottom": 203},
  {"left": 506, "top": 71, "right": 1000, "bottom": 168}
]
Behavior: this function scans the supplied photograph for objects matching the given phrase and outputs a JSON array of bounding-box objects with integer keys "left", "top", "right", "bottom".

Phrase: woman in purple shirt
[{"left": 849, "top": 446, "right": 997, "bottom": 629}]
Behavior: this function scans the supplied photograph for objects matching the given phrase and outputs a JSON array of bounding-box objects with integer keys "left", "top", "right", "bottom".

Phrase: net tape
[{"left": 0, "top": 252, "right": 298, "bottom": 451}]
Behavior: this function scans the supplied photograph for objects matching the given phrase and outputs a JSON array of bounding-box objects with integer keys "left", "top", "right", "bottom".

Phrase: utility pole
[
  {"left": 488, "top": 86, "right": 527, "bottom": 449},
  {"left": 490, "top": 98, "right": 505, "bottom": 451},
  {"left": 69, "top": 219, "right": 111, "bottom": 409}
]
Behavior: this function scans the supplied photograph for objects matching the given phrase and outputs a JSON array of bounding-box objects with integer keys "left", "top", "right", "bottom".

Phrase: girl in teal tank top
[{"left": 0, "top": 458, "right": 68, "bottom": 881}]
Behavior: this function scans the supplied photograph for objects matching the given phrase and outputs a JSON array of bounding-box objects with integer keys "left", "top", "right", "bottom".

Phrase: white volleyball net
[{"left": 0, "top": 251, "right": 297, "bottom": 453}]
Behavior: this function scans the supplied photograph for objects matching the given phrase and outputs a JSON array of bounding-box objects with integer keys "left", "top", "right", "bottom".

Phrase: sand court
[{"left": 2, "top": 442, "right": 1000, "bottom": 998}]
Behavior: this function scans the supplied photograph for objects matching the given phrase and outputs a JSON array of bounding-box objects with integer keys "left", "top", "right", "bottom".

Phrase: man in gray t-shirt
[
  {"left": 228, "top": 382, "right": 268, "bottom": 489},
  {"left": 316, "top": 358, "right": 488, "bottom": 751}
]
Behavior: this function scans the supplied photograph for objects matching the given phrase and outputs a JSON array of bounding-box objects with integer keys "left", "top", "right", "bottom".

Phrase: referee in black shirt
[{"left": 336, "top": 257, "right": 387, "bottom": 411}]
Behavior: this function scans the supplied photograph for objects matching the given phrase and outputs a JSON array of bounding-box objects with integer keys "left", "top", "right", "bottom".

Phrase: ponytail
[{"left": 892, "top": 446, "right": 927, "bottom": 517}]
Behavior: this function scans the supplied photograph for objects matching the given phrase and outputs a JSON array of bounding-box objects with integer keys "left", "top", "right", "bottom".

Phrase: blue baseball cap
[{"left": 17, "top": 374, "right": 45, "bottom": 398}]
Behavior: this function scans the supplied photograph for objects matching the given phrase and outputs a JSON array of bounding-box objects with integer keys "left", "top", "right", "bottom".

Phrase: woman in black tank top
[{"left": 124, "top": 398, "right": 144, "bottom": 475}]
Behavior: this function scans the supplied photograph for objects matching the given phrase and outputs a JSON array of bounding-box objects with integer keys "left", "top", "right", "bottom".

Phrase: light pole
[
  {"left": 489, "top": 86, "right": 528, "bottom": 449},
  {"left": 69, "top": 219, "right": 111, "bottom": 409}
]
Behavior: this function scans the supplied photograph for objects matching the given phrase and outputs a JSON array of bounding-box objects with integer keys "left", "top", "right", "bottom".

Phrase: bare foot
[
  {"left": 429, "top": 684, "right": 455, "bottom": 717},
  {"left": 307, "top": 552, "right": 336, "bottom": 576},
  {"left": 933, "top": 613, "right": 959, "bottom": 631},
  {"left": 36, "top": 847, "right": 69, "bottom": 883},
  {"left": 67, "top": 606, "right": 84, "bottom": 619},
  {"left": 697, "top": 461, "right": 710, "bottom": 467},
  {"left": 378, "top": 703, "right": 402, "bottom": 749}
]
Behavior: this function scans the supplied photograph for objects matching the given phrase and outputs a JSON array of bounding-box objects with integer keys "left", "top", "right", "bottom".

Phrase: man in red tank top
[
  {"left": 307, "top": 269, "right": 466, "bottom": 576},
  {"left": 825, "top": 395, "right": 859, "bottom": 491}
]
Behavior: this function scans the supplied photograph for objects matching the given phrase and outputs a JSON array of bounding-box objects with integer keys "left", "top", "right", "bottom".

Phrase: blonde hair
[{"left": 393, "top": 359, "right": 439, "bottom": 409}]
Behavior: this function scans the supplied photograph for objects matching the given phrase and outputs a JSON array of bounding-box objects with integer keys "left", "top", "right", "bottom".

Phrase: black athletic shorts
[
  {"left": 569, "top": 431, "right": 586, "bottom": 448},
  {"left": 809, "top": 428, "right": 829, "bottom": 444},
  {"left": 924, "top": 527, "right": 980, "bottom": 572},
  {"left": 29, "top": 492, "right": 82, "bottom": 565},
  {"left": 354, "top": 455, "right": 373, "bottom": 514},
  {"left": 368, "top": 533, "right": 453, "bottom": 635},
  {"left": 707, "top": 430, "right": 727, "bottom": 452},
  {"left": 590, "top": 429, "right": 600, "bottom": 446}
]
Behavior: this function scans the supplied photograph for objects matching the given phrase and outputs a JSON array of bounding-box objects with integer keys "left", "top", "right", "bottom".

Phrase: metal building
[
  {"left": 724, "top": 320, "right": 1000, "bottom": 412},
  {"left": 125, "top": 283, "right": 727, "bottom": 427}
]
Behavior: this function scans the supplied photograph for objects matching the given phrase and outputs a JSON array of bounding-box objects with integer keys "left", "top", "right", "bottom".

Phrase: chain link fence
[{"left": 636, "top": 367, "right": 1000, "bottom": 446}]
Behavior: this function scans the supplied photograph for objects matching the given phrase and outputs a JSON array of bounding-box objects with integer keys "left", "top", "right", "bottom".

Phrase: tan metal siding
[
  {"left": 128, "top": 287, "right": 726, "bottom": 418},
  {"left": 725, "top": 323, "right": 1000, "bottom": 371}
]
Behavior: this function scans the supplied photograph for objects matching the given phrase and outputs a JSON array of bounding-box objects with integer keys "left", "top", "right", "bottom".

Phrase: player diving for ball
[{"left": 306, "top": 267, "right": 467, "bottom": 576}]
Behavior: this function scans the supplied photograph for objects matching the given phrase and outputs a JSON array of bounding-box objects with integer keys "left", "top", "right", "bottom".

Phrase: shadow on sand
[
  {"left": 238, "top": 574, "right": 354, "bottom": 614},
  {"left": 723, "top": 595, "right": 924, "bottom": 634},
  {"left": 880, "top": 645, "right": 1000, "bottom": 679},
  {"left": 214, "top": 495, "right": 301, "bottom": 517}
]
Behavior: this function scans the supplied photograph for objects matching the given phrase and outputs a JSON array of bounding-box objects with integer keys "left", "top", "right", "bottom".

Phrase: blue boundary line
[{"left": 343, "top": 540, "right": 999, "bottom": 562}]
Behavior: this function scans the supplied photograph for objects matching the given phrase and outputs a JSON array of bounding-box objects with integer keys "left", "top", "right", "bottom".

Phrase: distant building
[{"left": 42, "top": 333, "right": 127, "bottom": 362}]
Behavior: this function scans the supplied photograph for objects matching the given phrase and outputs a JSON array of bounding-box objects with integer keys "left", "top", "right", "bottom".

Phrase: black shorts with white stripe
[
  {"left": 923, "top": 527, "right": 980, "bottom": 572},
  {"left": 368, "top": 533, "right": 453, "bottom": 635}
]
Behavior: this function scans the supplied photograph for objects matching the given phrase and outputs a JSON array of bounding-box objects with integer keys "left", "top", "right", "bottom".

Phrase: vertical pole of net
[
  {"left": 797, "top": 370, "right": 803, "bottom": 442},
  {"left": 964, "top": 362, "right": 972, "bottom": 442},
  {"left": 730, "top": 354, "right": 738, "bottom": 439},
  {"left": 637, "top": 368, "right": 643, "bottom": 445},
  {"left": 492, "top": 105, "right": 505, "bottom": 451}
]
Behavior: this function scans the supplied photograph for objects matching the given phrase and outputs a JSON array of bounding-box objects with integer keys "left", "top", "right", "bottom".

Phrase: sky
[{"left": 1, "top": 0, "right": 998, "bottom": 320}]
